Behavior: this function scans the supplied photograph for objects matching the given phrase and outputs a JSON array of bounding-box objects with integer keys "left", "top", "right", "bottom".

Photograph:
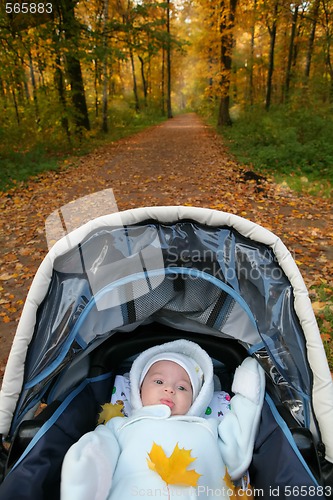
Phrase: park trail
[{"left": 0, "top": 112, "right": 332, "bottom": 384}]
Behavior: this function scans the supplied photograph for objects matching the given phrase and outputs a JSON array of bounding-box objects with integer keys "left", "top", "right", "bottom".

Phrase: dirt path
[{"left": 0, "top": 113, "right": 332, "bottom": 383}]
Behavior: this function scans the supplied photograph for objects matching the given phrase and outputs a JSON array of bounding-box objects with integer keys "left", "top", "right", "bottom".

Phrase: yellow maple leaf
[
  {"left": 147, "top": 442, "right": 201, "bottom": 487},
  {"left": 97, "top": 402, "right": 124, "bottom": 424},
  {"left": 224, "top": 470, "right": 253, "bottom": 499},
  {"left": 311, "top": 301, "right": 326, "bottom": 314}
]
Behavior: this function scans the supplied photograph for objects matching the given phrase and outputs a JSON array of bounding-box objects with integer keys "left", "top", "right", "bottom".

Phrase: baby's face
[{"left": 140, "top": 360, "right": 193, "bottom": 415}]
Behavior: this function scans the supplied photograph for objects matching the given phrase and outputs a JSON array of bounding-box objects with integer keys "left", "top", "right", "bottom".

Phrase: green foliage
[
  {"left": 310, "top": 283, "right": 333, "bottom": 371},
  {"left": 88, "top": 99, "right": 167, "bottom": 145},
  {"left": 0, "top": 147, "right": 60, "bottom": 191},
  {"left": 219, "top": 106, "right": 333, "bottom": 197},
  {"left": 0, "top": 100, "right": 166, "bottom": 192}
]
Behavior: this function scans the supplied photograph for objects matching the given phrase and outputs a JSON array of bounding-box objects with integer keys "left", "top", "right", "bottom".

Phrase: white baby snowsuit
[{"left": 61, "top": 339, "right": 265, "bottom": 499}]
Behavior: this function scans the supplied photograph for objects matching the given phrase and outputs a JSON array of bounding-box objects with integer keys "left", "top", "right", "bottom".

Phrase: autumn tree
[
  {"left": 304, "top": 0, "right": 320, "bottom": 81},
  {"left": 263, "top": 0, "right": 280, "bottom": 110},
  {"left": 56, "top": 0, "right": 90, "bottom": 131},
  {"left": 0, "top": 0, "right": 332, "bottom": 152},
  {"left": 248, "top": 0, "right": 257, "bottom": 106},
  {"left": 284, "top": 1, "right": 300, "bottom": 101},
  {"left": 53, "top": 32, "right": 71, "bottom": 143},
  {"left": 218, "top": 0, "right": 237, "bottom": 125},
  {"left": 320, "top": 0, "right": 333, "bottom": 101},
  {"left": 166, "top": 0, "right": 173, "bottom": 118},
  {"left": 102, "top": 0, "right": 110, "bottom": 132}
]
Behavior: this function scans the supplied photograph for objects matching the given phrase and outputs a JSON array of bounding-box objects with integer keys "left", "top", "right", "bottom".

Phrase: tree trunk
[
  {"left": 28, "top": 50, "right": 40, "bottom": 121},
  {"left": 248, "top": 0, "right": 257, "bottom": 106},
  {"left": 66, "top": 55, "right": 90, "bottom": 130},
  {"left": 0, "top": 78, "right": 7, "bottom": 109},
  {"left": 54, "top": 52, "right": 71, "bottom": 144},
  {"left": 218, "top": 95, "right": 232, "bottom": 126},
  {"left": 102, "top": 0, "right": 109, "bottom": 133},
  {"left": 58, "top": 0, "right": 90, "bottom": 131},
  {"left": 217, "top": 0, "right": 237, "bottom": 126},
  {"left": 325, "top": 46, "right": 333, "bottom": 104},
  {"left": 139, "top": 56, "right": 148, "bottom": 106},
  {"left": 130, "top": 46, "right": 140, "bottom": 112},
  {"left": 11, "top": 85, "right": 20, "bottom": 125},
  {"left": 292, "top": 6, "right": 305, "bottom": 70},
  {"left": 94, "top": 60, "right": 99, "bottom": 118},
  {"left": 161, "top": 47, "right": 166, "bottom": 115},
  {"left": 284, "top": 4, "right": 298, "bottom": 100},
  {"left": 321, "top": 0, "right": 333, "bottom": 102},
  {"left": 265, "top": 0, "right": 278, "bottom": 111},
  {"left": 207, "top": 1, "right": 216, "bottom": 100},
  {"left": 166, "top": 0, "right": 173, "bottom": 118},
  {"left": 305, "top": 0, "right": 320, "bottom": 80}
]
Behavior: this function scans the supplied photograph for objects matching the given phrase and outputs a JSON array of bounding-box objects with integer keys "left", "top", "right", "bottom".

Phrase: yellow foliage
[
  {"left": 312, "top": 301, "right": 327, "bottom": 314},
  {"left": 224, "top": 470, "right": 253, "bottom": 499},
  {"left": 147, "top": 442, "right": 201, "bottom": 487},
  {"left": 97, "top": 402, "right": 124, "bottom": 424}
]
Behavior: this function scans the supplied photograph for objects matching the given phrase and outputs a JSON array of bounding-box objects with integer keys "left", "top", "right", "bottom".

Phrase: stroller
[{"left": 0, "top": 205, "right": 332, "bottom": 499}]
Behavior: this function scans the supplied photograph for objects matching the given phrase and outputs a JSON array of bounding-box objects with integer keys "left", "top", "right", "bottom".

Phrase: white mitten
[
  {"left": 61, "top": 426, "right": 119, "bottom": 500},
  {"left": 218, "top": 357, "right": 265, "bottom": 479},
  {"left": 231, "top": 357, "right": 264, "bottom": 405}
]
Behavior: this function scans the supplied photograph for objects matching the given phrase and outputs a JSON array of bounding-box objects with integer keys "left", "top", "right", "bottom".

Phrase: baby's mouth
[{"left": 160, "top": 399, "right": 175, "bottom": 409}]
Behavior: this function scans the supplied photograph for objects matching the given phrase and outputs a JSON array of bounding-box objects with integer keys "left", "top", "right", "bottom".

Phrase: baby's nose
[{"left": 164, "top": 385, "right": 175, "bottom": 393}]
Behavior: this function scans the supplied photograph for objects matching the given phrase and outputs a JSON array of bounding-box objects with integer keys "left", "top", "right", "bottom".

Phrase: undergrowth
[
  {"left": 206, "top": 103, "right": 333, "bottom": 369},
  {"left": 309, "top": 283, "right": 333, "bottom": 371},
  {"left": 216, "top": 105, "right": 333, "bottom": 198},
  {"left": 0, "top": 102, "right": 166, "bottom": 192}
]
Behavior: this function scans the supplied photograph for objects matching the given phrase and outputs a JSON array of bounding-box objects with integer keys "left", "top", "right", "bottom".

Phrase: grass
[
  {"left": 223, "top": 105, "right": 333, "bottom": 370},
  {"left": 0, "top": 148, "right": 61, "bottom": 192},
  {"left": 202, "top": 103, "right": 333, "bottom": 370},
  {"left": 215, "top": 105, "right": 333, "bottom": 198},
  {"left": 0, "top": 101, "right": 166, "bottom": 193},
  {"left": 309, "top": 283, "right": 333, "bottom": 371}
]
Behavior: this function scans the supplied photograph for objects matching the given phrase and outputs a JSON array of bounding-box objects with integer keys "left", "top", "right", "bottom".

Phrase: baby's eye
[
  {"left": 177, "top": 386, "right": 186, "bottom": 391},
  {"left": 154, "top": 379, "right": 163, "bottom": 385}
]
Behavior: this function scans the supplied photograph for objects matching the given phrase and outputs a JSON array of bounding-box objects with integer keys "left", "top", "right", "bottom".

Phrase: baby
[
  {"left": 61, "top": 339, "right": 265, "bottom": 499},
  {"left": 140, "top": 359, "right": 193, "bottom": 415}
]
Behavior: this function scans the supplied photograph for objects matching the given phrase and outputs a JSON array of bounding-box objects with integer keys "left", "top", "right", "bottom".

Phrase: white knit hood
[{"left": 129, "top": 339, "right": 214, "bottom": 417}]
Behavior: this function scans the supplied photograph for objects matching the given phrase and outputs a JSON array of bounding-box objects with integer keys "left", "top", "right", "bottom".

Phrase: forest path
[{"left": 0, "top": 112, "right": 332, "bottom": 382}]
